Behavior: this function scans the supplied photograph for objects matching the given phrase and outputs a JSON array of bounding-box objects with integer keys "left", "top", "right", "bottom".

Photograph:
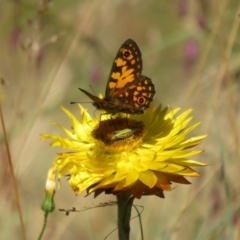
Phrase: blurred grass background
[{"left": 1, "top": 0, "right": 240, "bottom": 239}]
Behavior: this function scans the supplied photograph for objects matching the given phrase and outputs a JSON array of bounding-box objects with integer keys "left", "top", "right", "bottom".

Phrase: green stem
[
  {"left": 38, "top": 212, "right": 48, "bottom": 240},
  {"left": 117, "top": 191, "right": 134, "bottom": 240}
]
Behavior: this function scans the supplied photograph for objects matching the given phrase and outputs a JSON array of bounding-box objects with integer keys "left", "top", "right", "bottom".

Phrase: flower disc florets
[{"left": 92, "top": 117, "right": 146, "bottom": 153}]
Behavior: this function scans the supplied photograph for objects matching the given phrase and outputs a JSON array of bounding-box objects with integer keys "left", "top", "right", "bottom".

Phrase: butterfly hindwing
[{"left": 114, "top": 75, "right": 155, "bottom": 113}]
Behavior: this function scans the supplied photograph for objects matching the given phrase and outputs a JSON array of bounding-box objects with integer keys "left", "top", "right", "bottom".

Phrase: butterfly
[{"left": 78, "top": 39, "right": 155, "bottom": 114}]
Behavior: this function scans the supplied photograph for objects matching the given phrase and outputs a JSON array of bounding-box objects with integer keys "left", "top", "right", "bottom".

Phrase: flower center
[{"left": 92, "top": 117, "right": 146, "bottom": 153}]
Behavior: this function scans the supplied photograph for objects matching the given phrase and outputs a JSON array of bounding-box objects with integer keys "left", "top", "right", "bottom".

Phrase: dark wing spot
[
  {"left": 123, "top": 50, "right": 130, "bottom": 58},
  {"left": 138, "top": 97, "right": 146, "bottom": 105}
]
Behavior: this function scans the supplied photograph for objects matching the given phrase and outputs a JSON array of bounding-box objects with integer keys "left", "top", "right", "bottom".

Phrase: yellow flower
[{"left": 41, "top": 104, "right": 207, "bottom": 199}]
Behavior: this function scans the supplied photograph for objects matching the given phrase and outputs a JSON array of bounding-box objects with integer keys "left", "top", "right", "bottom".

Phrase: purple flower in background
[
  {"left": 90, "top": 65, "right": 101, "bottom": 84},
  {"left": 232, "top": 212, "right": 240, "bottom": 226},
  {"left": 178, "top": 0, "right": 188, "bottom": 17},
  {"left": 8, "top": 27, "right": 21, "bottom": 51},
  {"left": 197, "top": 14, "right": 207, "bottom": 29},
  {"left": 185, "top": 39, "right": 198, "bottom": 68}
]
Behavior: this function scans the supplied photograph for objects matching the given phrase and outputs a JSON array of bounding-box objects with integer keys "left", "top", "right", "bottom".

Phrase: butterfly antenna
[
  {"left": 93, "top": 109, "right": 99, "bottom": 120},
  {"left": 89, "top": 85, "right": 97, "bottom": 96}
]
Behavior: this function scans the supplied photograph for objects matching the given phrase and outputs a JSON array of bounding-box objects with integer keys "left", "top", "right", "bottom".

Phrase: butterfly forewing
[{"left": 105, "top": 39, "right": 143, "bottom": 99}]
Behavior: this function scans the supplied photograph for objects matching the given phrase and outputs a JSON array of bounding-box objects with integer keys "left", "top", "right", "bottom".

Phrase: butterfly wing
[
  {"left": 105, "top": 39, "right": 143, "bottom": 100},
  {"left": 113, "top": 75, "right": 156, "bottom": 113},
  {"left": 78, "top": 39, "right": 155, "bottom": 114}
]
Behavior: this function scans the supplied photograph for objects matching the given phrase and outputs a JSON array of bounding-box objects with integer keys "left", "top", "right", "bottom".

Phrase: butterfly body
[{"left": 79, "top": 39, "right": 155, "bottom": 114}]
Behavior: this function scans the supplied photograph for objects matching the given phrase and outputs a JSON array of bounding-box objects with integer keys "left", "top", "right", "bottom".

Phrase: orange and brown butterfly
[{"left": 77, "top": 39, "right": 155, "bottom": 114}]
